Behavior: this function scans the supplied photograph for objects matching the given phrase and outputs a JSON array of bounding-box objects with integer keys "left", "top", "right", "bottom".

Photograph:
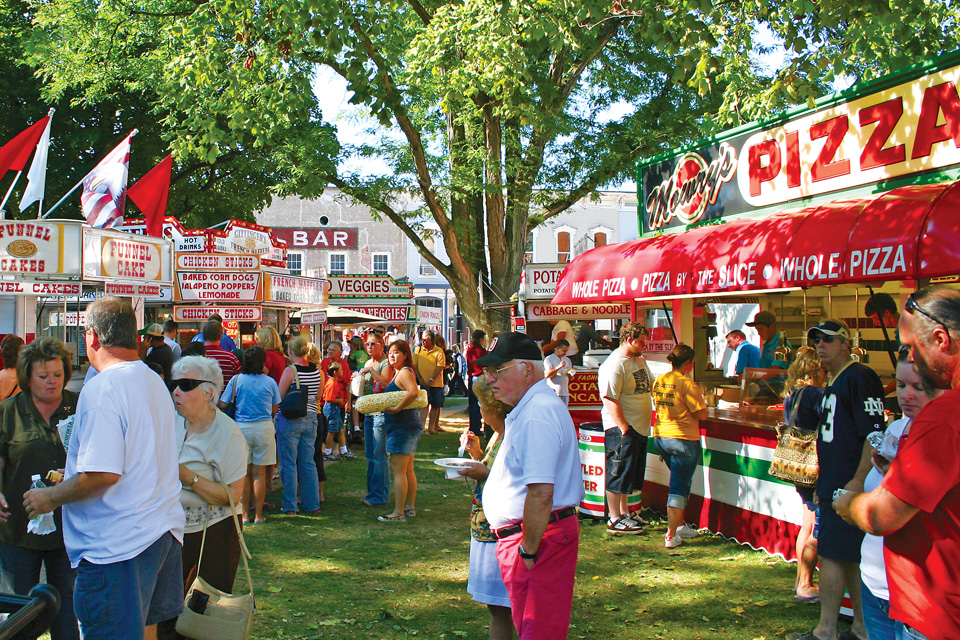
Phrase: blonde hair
[
  {"left": 256, "top": 326, "right": 282, "bottom": 352},
  {"left": 305, "top": 342, "right": 322, "bottom": 366},
  {"left": 472, "top": 377, "right": 510, "bottom": 419},
  {"left": 785, "top": 347, "right": 824, "bottom": 395}
]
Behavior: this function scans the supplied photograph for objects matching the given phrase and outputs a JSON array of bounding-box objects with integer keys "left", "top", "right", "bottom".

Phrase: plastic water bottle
[{"left": 27, "top": 475, "right": 56, "bottom": 536}]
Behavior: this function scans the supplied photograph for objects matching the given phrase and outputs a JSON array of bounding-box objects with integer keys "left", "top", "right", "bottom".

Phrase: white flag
[{"left": 18, "top": 117, "right": 52, "bottom": 212}]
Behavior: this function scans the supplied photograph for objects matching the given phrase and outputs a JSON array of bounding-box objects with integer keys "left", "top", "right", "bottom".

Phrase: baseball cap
[
  {"left": 746, "top": 310, "right": 777, "bottom": 327},
  {"left": 807, "top": 319, "right": 851, "bottom": 341},
  {"left": 474, "top": 332, "right": 542, "bottom": 367},
  {"left": 138, "top": 323, "right": 164, "bottom": 337}
]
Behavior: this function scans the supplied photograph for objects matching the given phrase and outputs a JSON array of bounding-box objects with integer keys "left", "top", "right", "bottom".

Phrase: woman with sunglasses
[
  {"left": 377, "top": 340, "right": 422, "bottom": 522},
  {"left": 167, "top": 356, "right": 249, "bottom": 633}
]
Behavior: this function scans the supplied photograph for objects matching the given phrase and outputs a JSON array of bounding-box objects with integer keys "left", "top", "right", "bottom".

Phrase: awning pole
[
  {"left": 868, "top": 286, "right": 899, "bottom": 370},
  {"left": 661, "top": 301, "right": 678, "bottom": 344}
]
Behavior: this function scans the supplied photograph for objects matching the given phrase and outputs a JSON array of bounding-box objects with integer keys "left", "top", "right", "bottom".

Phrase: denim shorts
[
  {"left": 74, "top": 531, "right": 183, "bottom": 637},
  {"left": 323, "top": 403, "right": 344, "bottom": 433},
  {"left": 426, "top": 386, "right": 446, "bottom": 408},
  {"left": 386, "top": 427, "right": 422, "bottom": 456},
  {"left": 605, "top": 428, "right": 647, "bottom": 494},
  {"left": 653, "top": 437, "right": 701, "bottom": 509}
]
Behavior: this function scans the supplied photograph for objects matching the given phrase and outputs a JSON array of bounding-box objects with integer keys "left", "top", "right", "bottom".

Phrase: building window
[
  {"left": 557, "top": 231, "right": 571, "bottom": 263},
  {"left": 330, "top": 253, "right": 346, "bottom": 274},
  {"left": 373, "top": 252, "right": 390, "bottom": 275},
  {"left": 286, "top": 251, "right": 303, "bottom": 276},
  {"left": 524, "top": 233, "right": 534, "bottom": 264},
  {"left": 594, "top": 232, "right": 607, "bottom": 247}
]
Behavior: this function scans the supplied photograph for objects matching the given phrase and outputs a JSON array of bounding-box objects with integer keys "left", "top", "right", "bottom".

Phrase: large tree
[
  {"left": 2, "top": 1, "right": 338, "bottom": 228},
  {"left": 23, "top": 0, "right": 960, "bottom": 332}
]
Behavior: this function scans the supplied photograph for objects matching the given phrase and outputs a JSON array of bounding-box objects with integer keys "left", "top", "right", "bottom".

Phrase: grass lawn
[{"left": 241, "top": 411, "right": 820, "bottom": 640}]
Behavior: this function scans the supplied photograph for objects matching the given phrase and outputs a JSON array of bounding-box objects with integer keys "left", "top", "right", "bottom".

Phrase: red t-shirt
[
  {"left": 264, "top": 349, "right": 286, "bottom": 384},
  {"left": 882, "top": 386, "right": 960, "bottom": 640},
  {"left": 466, "top": 344, "right": 487, "bottom": 377},
  {"left": 321, "top": 357, "right": 351, "bottom": 386},
  {"left": 205, "top": 344, "right": 240, "bottom": 387},
  {"left": 322, "top": 378, "right": 347, "bottom": 405}
]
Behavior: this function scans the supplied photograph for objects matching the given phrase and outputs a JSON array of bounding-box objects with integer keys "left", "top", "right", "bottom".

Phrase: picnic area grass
[{"left": 238, "top": 411, "right": 820, "bottom": 640}]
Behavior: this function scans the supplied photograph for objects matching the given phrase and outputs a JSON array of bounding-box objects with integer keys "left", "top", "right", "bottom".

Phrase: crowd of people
[{"left": 0, "top": 286, "right": 956, "bottom": 640}]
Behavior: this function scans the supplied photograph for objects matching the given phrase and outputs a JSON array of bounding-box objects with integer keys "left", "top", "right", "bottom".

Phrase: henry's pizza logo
[
  {"left": 489, "top": 337, "right": 498, "bottom": 351},
  {"left": 645, "top": 142, "right": 737, "bottom": 231}
]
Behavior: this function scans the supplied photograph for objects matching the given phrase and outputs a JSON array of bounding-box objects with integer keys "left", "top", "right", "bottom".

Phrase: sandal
[
  {"left": 787, "top": 631, "right": 828, "bottom": 640},
  {"left": 378, "top": 514, "right": 405, "bottom": 522},
  {"left": 404, "top": 508, "right": 416, "bottom": 517}
]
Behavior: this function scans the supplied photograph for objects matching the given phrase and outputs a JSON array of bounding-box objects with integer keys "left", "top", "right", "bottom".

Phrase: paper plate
[{"left": 433, "top": 457, "right": 476, "bottom": 470}]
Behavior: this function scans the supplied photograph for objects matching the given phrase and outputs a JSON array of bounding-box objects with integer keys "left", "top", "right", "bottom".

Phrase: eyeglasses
[
  {"left": 170, "top": 378, "right": 211, "bottom": 392},
  {"left": 483, "top": 362, "right": 523, "bottom": 378},
  {"left": 905, "top": 295, "right": 952, "bottom": 344},
  {"left": 810, "top": 335, "right": 836, "bottom": 345},
  {"left": 365, "top": 342, "right": 380, "bottom": 347}
]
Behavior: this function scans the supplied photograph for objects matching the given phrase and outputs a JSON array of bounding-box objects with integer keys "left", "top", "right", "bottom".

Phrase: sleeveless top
[
  {"left": 294, "top": 363, "right": 323, "bottom": 414},
  {"left": 383, "top": 368, "right": 422, "bottom": 432}
]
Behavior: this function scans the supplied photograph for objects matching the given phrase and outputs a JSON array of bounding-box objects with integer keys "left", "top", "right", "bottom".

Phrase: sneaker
[
  {"left": 607, "top": 517, "right": 643, "bottom": 535},
  {"left": 627, "top": 512, "right": 650, "bottom": 526},
  {"left": 342, "top": 450, "right": 357, "bottom": 460},
  {"left": 664, "top": 534, "right": 683, "bottom": 548},
  {"left": 676, "top": 524, "right": 699, "bottom": 538},
  {"left": 325, "top": 452, "right": 340, "bottom": 461}
]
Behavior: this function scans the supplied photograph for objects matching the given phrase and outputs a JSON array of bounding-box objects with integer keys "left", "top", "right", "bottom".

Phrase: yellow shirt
[
  {"left": 414, "top": 345, "right": 446, "bottom": 388},
  {"left": 652, "top": 370, "right": 707, "bottom": 441}
]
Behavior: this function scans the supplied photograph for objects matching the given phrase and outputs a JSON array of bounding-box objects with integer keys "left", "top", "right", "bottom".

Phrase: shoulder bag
[
  {"left": 223, "top": 377, "right": 239, "bottom": 420},
  {"left": 279, "top": 367, "right": 308, "bottom": 419},
  {"left": 176, "top": 485, "right": 254, "bottom": 640},
  {"left": 768, "top": 387, "right": 819, "bottom": 486}
]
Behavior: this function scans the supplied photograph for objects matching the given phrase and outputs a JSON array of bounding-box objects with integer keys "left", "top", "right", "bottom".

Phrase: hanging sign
[
  {"left": 48, "top": 312, "right": 86, "bottom": 327},
  {"left": 526, "top": 302, "right": 631, "bottom": 321},
  {"left": 173, "top": 306, "right": 263, "bottom": 322},
  {"left": 104, "top": 282, "right": 164, "bottom": 296},
  {"left": 175, "top": 271, "right": 262, "bottom": 302},
  {"left": 300, "top": 310, "right": 328, "bottom": 325},
  {"left": 641, "top": 57, "right": 960, "bottom": 233},
  {"left": 523, "top": 265, "right": 566, "bottom": 300},
  {"left": 339, "top": 305, "right": 413, "bottom": 322},
  {"left": 0, "top": 281, "right": 81, "bottom": 295},
  {"left": 264, "top": 274, "right": 327, "bottom": 306},
  {"left": 327, "top": 274, "right": 413, "bottom": 299}
]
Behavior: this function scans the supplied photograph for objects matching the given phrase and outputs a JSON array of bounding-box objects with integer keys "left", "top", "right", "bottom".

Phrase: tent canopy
[{"left": 552, "top": 181, "right": 960, "bottom": 304}]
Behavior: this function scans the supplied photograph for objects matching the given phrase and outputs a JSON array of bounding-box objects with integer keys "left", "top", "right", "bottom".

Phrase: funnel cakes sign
[{"left": 641, "top": 55, "right": 960, "bottom": 234}]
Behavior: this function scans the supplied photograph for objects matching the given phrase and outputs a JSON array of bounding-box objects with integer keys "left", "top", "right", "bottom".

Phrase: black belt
[{"left": 493, "top": 507, "right": 577, "bottom": 539}]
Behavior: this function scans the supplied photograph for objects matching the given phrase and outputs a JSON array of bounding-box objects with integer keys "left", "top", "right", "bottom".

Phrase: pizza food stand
[{"left": 552, "top": 53, "right": 960, "bottom": 558}]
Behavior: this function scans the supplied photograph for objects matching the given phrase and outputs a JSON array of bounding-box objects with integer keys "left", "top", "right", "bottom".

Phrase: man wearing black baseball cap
[
  {"left": 788, "top": 319, "right": 884, "bottom": 640},
  {"left": 474, "top": 332, "right": 584, "bottom": 640}
]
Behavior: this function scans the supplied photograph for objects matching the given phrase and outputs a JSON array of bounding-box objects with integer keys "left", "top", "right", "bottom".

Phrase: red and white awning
[{"left": 552, "top": 181, "right": 960, "bottom": 304}]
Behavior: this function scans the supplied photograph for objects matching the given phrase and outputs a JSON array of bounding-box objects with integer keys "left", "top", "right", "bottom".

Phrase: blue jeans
[
  {"left": 276, "top": 413, "right": 321, "bottom": 512},
  {"left": 364, "top": 413, "right": 389, "bottom": 506},
  {"left": 861, "top": 581, "right": 898, "bottom": 640},
  {"left": 653, "top": 437, "right": 701, "bottom": 509},
  {"left": 0, "top": 542, "right": 79, "bottom": 640},
  {"left": 74, "top": 531, "right": 183, "bottom": 638}
]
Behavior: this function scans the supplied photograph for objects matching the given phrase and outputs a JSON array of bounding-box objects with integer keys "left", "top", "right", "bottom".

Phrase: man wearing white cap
[{"left": 478, "top": 332, "right": 584, "bottom": 640}]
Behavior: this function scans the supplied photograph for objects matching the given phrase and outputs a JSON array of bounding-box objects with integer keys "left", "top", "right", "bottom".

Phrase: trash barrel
[{"left": 577, "top": 421, "right": 644, "bottom": 520}]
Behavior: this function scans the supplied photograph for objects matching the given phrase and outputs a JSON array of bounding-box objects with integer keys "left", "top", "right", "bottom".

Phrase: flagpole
[
  {"left": 0, "top": 171, "right": 23, "bottom": 218},
  {"left": 41, "top": 127, "right": 137, "bottom": 220}
]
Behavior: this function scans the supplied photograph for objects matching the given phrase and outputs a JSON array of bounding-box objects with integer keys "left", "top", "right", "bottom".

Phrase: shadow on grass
[{"left": 242, "top": 428, "right": 819, "bottom": 639}]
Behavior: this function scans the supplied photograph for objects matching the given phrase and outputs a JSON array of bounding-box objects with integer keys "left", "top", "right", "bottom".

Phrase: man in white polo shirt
[
  {"left": 24, "top": 296, "right": 185, "bottom": 639},
  {"left": 479, "top": 332, "right": 584, "bottom": 640}
]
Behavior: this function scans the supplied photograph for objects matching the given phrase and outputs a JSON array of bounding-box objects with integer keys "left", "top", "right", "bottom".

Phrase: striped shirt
[
  {"left": 205, "top": 345, "right": 240, "bottom": 388},
  {"left": 293, "top": 364, "right": 323, "bottom": 414}
]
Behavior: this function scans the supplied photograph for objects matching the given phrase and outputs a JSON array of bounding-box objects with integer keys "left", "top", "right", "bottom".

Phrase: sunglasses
[
  {"left": 905, "top": 295, "right": 952, "bottom": 344},
  {"left": 810, "top": 335, "right": 836, "bottom": 345},
  {"left": 170, "top": 378, "right": 211, "bottom": 392}
]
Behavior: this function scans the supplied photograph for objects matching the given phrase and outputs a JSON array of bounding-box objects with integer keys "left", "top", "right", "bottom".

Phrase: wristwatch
[
  {"left": 518, "top": 544, "right": 538, "bottom": 560},
  {"left": 187, "top": 473, "right": 200, "bottom": 488}
]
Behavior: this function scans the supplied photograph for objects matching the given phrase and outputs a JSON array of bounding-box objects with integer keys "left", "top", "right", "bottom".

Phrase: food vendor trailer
[{"left": 552, "top": 52, "right": 960, "bottom": 558}]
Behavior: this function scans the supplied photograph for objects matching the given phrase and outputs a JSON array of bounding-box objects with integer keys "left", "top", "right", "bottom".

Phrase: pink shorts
[{"left": 495, "top": 515, "right": 579, "bottom": 639}]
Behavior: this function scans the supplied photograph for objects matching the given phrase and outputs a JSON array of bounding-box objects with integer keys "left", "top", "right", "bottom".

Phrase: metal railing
[{"left": 0, "top": 584, "right": 60, "bottom": 640}]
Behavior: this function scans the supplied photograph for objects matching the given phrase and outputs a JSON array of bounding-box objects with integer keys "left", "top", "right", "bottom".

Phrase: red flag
[
  {"left": 127, "top": 154, "right": 172, "bottom": 238},
  {"left": 0, "top": 117, "right": 51, "bottom": 178},
  {"left": 81, "top": 132, "right": 133, "bottom": 229}
]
